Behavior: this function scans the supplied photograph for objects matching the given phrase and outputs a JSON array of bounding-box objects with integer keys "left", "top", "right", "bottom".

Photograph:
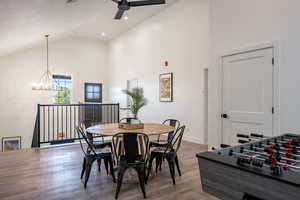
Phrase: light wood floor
[{"left": 0, "top": 141, "right": 219, "bottom": 200}]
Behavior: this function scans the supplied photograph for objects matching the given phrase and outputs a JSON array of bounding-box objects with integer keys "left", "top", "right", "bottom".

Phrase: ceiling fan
[
  {"left": 111, "top": 0, "right": 166, "bottom": 20},
  {"left": 66, "top": 0, "right": 166, "bottom": 20}
]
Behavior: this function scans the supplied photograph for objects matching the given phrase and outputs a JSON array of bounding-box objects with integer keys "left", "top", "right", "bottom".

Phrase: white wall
[
  {"left": 209, "top": 0, "right": 300, "bottom": 147},
  {"left": 0, "top": 36, "right": 108, "bottom": 149},
  {"left": 108, "top": 0, "right": 210, "bottom": 143}
]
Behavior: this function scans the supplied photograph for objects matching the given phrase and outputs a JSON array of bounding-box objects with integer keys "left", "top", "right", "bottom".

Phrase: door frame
[{"left": 218, "top": 41, "right": 280, "bottom": 146}]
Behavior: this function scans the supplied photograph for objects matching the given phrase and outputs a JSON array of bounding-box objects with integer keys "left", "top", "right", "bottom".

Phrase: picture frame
[
  {"left": 2, "top": 136, "right": 21, "bottom": 152},
  {"left": 159, "top": 73, "right": 173, "bottom": 102}
]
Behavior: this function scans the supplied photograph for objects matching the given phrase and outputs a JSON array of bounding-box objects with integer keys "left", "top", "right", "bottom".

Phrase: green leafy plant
[
  {"left": 54, "top": 87, "right": 71, "bottom": 104},
  {"left": 122, "top": 87, "right": 147, "bottom": 119}
]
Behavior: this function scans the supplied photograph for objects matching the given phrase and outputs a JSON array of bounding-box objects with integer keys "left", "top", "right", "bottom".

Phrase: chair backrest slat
[
  {"left": 112, "top": 132, "right": 149, "bottom": 164},
  {"left": 165, "top": 125, "right": 186, "bottom": 154},
  {"left": 77, "top": 126, "right": 97, "bottom": 155},
  {"left": 163, "top": 119, "right": 180, "bottom": 142},
  {"left": 123, "top": 133, "right": 139, "bottom": 163}
]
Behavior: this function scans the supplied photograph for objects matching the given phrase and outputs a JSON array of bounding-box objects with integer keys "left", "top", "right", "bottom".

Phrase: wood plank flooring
[{"left": 0, "top": 141, "right": 219, "bottom": 200}]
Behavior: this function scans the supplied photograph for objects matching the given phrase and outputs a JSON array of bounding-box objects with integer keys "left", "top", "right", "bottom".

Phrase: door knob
[{"left": 221, "top": 113, "right": 228, "bottom": 119}]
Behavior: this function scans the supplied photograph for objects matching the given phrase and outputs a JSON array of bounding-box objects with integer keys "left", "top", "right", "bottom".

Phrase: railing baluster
[
  {"left": 61, "top": 105, "right": 63, "bottom": 140},
  {"left": 66, "top": 105, "right": 68, "bottom": 139},
  {"left": 92, "top": 104, "right": 95, "bottom": 122},
  {"left": 79, "top": 104, "right": 81, "bottom": 125},
  {"left": 48, "top": 106, "right": 50, "bottom": 142},
  {"left": 43, "top": 106, "right": 45, "bottom": 143},
  {"left": 113, "top": 105, "right": 115, "bottom": 122},
  {"left": 111, "top": 105, "right": 113, "bottom": 123},
  {"left": 70, "top": 106, "right": 72, "bottom": 139},
  {"left": 74, "top": 105, "right": 76, "bottom": 138},
  {"left": 37, "top": 104, "right": 41, "bottom": 147},
  {"left": 52, "top": 106, "right": 54, "bottom": 142},
  {"left": 106, "top": 105, "right": 108, "bottom": 123}
]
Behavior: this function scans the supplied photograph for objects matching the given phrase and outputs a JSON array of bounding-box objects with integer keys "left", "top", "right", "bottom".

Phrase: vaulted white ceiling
[{"left": 0, "top": 0, "right": 178, "bottom": 56}]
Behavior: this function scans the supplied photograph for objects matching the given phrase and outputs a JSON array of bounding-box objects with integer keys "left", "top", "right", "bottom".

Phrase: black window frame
[{"left": 84, "top": 83, "right": 103, "bottom": 103}]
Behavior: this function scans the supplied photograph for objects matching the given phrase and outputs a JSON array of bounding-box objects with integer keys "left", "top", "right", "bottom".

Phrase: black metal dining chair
[
  {"left": 112, "top": 132, "right": 150, "bottom": 199},
  {"left": 77, "top": 126, "right": 116, "bottom": 188},
  {"left": 81, "top": 120, "right": 112, "bottom": 149},
  {"left": 81, "top": 121, "right": 113, "bottom": 171},
  {"left": 146, "top": 125, "right": 186, "bottom": 185},
  {"left": 149, "top": 119, "right": 180, "bottom": 172},
  {"left": 150, "top": 119, "right": 180, "bottom": 148}
]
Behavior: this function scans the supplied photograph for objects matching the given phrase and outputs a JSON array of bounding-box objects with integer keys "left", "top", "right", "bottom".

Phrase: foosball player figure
[{"left": 269, "top": 154, "right": 283, "bottom": 176}]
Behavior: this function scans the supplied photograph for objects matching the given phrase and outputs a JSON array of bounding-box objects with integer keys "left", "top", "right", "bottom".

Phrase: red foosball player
[
  {"left": 267, "top": 146, "right": 274, "bottom": 154},
  {"left": 283, "top": 141, "right": 292, "bottom": 149},
  {"left": 286, "top": 149, "right": 293, "bottom": 158},
  {"left": 269, "top": 154, "right": 283, "bottom": 175}
]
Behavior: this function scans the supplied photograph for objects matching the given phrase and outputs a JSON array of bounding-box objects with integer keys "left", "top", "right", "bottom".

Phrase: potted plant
[{"left": 122, "top": 87, "right": 147, "bottom": 123}]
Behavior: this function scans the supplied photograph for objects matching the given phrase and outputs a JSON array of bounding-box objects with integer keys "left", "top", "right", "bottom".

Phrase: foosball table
[{"left": 196, "top": 133, "right": 300, "bottom": 200}]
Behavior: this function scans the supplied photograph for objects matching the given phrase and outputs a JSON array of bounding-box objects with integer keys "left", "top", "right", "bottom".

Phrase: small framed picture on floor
[
  {"left": 159, "top": 73, "right": 173, "bottom": 102},
  {"left": 2, "top": 136, "right": 21, "bottom": 152}
]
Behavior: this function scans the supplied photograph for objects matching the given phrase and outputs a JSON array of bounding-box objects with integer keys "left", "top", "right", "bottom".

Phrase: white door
[{"left": 222, "top": 48, "right": 274, "bottom": 146}]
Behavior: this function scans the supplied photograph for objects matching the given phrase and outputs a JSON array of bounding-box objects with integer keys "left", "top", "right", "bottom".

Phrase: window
[
  {"left": 85, "top": 83, "right": 102, "bottom": 103},
  {"left": 53, "top": 74, "right": 72, "bottom": 104}
]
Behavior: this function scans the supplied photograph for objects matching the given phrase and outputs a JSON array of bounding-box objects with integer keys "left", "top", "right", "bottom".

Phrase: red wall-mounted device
[{"left": 164, "top": 61, "right": 169, "bottom": 67}]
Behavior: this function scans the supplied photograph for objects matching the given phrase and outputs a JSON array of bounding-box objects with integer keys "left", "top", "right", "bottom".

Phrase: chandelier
[{"left": 32, "top": 34, "right": 54, "bottom": 91}]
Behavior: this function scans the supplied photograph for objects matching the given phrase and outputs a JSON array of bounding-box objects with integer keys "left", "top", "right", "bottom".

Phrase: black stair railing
[{"left": 31, "top": 103, "right": 119, "bottom": 148}]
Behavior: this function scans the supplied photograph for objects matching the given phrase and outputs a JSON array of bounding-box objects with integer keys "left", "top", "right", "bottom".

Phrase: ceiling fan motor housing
[{"left": 118, "top": 1, "right": 130, "bottom": 10}]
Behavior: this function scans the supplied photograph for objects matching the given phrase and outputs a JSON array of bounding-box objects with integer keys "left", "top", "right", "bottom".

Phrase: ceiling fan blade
[
  {"left": 114, "top": 9, "right": 125, "bottom": 20},
  {"left": 111, "top": 0, "right": 119, "bottom": 3},
  {"left": 128, "top": 0, "right": 166, "bottom": 7}
]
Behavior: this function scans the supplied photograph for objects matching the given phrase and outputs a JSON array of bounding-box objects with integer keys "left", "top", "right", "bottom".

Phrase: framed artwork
[
  {"left": 2, "top": 136, "right": 21, "bottom": 152},
  {"left": 159, "top": 73, "right": 173, "bottom": 102}
]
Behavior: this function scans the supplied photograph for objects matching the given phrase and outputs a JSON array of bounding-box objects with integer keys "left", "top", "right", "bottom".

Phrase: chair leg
[
  {"left": 175, "top": 155, "right": 181, "bottom": 176},
  {"left": 146, "top": 153, "right": 155, "bottom": 182},
  {"left": 103, "top": 158, "right": 109, "bottom": 175},
  {"left": 159, "top": 157, "right": 164, "bottom": 171},
  {"left": 135, "top": 166, "right": 146, "bottom": 199},
  {"left": 108, "top": 155, "right": 116, "bottom": 183},
  {"left": 155, "top": 156, "right": 160, "bottom": 174},
  {"left": 110, "top": 145, "right": 116, "bottom": 165},
  {"left": 81, "top": 157, "right": 86, "bottom": 179},
  {"left": 115, "top": 166, "right": 127, "bottom": 199},
  {"left": 144, "top": 165, "right": 148, "bottom": 185},
  {"left": 97, "top": 159, "right": 102, "bottom": 172},
  {"left": 84, "top": 157, "right": 95, "bottom": 188},
  {"left": 166, "top": 157, "right": 176, "bottom": 185}
]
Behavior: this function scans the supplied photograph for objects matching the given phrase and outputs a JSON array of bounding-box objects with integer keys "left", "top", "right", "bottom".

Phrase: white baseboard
[{"left": 183, "top": 135, "right": 204, "bottom": 144}]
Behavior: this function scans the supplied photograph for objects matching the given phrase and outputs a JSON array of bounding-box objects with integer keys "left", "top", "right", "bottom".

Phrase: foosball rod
[
  {"left": 231, "top": 151, "right": 300, "bottom": 171},
  {"left": 261, "top": 142, "right": 300, "bottom": 153},
  {"left": 268, "top": 140, "right": 300, "bottom": 150},
  {"left": 248, "top": 133, "right": 298, "bottom": 143},
  {"left": 242, "top": 148, "right": 300, "bottom": 164},
  {"left": 243, "top": 146, "right": 300, "bottom": 161},
  {"left": 237, "top": 135, "right": 300, "bottom": 151},
  {"left": 255, "top": 143, "right": 300, "bottom": 157},
  {"left": 246, "top": 134, "right": 299, "bottom": 147}
]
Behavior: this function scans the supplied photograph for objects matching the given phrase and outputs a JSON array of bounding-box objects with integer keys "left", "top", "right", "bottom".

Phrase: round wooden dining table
[{"left": 86, "top": 123, "right": 175, "bottom": 137}]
